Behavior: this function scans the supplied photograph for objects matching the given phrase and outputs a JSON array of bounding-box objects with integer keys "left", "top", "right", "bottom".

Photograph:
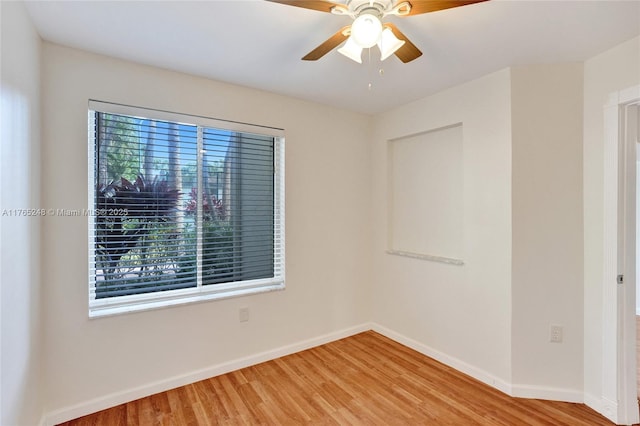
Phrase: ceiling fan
[{"left": 266, "top": 0, "right": 488, "bottom": 64}]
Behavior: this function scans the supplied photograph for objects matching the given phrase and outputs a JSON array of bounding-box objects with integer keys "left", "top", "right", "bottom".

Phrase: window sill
[{"left": 89, "top": 280, "right": 285, "bottom": 318}]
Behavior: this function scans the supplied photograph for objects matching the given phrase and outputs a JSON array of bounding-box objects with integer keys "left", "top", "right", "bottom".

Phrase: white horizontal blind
[
  {"left": 88, "top": 102, "right": 284, "bottom": 315},
  {"left": 92, "top": 114, "right": 199, "bottom": 298},
  {"left": 201, "top": 129, "right": 275, "bottom": 285}
]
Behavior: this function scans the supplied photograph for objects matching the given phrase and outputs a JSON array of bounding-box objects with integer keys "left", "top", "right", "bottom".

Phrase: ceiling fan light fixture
[
  {"left": 377, "top": 27, "right": 405, "bottom": 61},
  {"left": 350, "top": 13, "right": 383, "bottom": 48},
  {"left": 269, "top": 0, "right": 488, "bottom": 64},
  {"left": 337, "top": 37, "right": 363, "bottom": 63}
]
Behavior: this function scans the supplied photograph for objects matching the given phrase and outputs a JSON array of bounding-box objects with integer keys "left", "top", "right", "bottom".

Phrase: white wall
[
  {"left": 583, "top": 35, "right": 640, "bottom": 411},
  {"left": 370, "top": 69, "right": 514, "bottom": 388},
  {"left": 370, "top": 63, "right": 588, "bottom": 401},
  {"left": 510, "top": 64, "right": 584, "bottom": 399},
  {"left": 40, "top": 43, "right": 372, "bottom": 421},
  {"left": 0, "top": 1, "right": 43, "bottom": 424}
]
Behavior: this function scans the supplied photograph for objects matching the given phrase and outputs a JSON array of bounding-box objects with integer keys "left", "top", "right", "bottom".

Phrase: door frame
[{"left": 602, "top": 84, "right": 640, "bottom": 425}]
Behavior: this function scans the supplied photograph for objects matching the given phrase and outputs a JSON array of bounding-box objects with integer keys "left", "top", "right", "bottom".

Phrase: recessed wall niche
[{"left": 387, "top": 123, "right": 464, "bottom": 265}]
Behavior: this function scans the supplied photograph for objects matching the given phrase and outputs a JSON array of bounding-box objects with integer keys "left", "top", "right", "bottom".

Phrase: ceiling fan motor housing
[{"left": 342, "top": 0, "right": 393, "bottom": 19}]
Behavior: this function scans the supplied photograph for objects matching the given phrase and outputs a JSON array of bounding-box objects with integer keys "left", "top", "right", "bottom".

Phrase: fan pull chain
[
  {"left": 366, "top": 49, "right": 386, "bottom": 91},
  {"left": 367, "top": 48, "right": 373, "bottom": 90},
  {"left": 363, "top": 49, "right": 388, "bottom": 91}
]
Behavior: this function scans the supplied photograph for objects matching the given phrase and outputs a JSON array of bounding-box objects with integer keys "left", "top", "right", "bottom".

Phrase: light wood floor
[{"left": 60, "top": 331, "right": 615, "bottom": 425}]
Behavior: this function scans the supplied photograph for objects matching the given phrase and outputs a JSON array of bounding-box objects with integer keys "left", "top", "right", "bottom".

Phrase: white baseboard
[
  {"left": 511, "top": 384, "right": 583, "bottom": 403},
  {"left": 370, "top": 323, "right": 513, "bottom": 396},
  {"left": 584, "top": 393, "right": 620, "bottom": 425},
  {"left": 371, "top": 323, "right": 587, "bottom": 404},
  {"left": 43, "top": 323, "right": 371, "bottom": 426}
]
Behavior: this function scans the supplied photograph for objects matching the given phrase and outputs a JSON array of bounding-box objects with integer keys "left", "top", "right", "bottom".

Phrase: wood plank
[{"left": 59, "top": 331, "right": 619, "bottom": 425}]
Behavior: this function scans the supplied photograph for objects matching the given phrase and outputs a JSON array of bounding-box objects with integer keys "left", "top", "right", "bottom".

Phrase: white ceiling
[{"left": 24, "top": 0, "right": 640, "bottom": 115}]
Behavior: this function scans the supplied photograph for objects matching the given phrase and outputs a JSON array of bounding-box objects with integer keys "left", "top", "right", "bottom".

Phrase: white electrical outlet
[
  {"left": 239, "top": 307, "right": 249, "bottom": 323},
  {"left": 550, "top": 325, "right": 563, "bottom": 343}
]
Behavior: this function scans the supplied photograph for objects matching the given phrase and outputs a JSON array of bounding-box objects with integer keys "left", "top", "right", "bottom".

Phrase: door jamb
[{"left": 602, "top": 85, "right": 640, "bottom": 425}]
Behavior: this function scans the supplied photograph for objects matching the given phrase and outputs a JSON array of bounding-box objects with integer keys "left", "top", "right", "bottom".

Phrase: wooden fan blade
[
  {"left": 265, "top": 0, "right": 343, "bottom": 14},
  {"left": 302, "top": 26, "right": 350, "bottom": 60},
  {"left": 405, "top": 0, "right": 489, "bottom": 15},
  {"left": 384, "top": 23, "right": 422, "bottom": 63}
]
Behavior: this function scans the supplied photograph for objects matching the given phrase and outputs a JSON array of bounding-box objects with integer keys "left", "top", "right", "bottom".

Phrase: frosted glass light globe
[
  {"left": 337, "top": 37, "right": 363, "bottom": 63},
  {"left": 351, "top": 14, "right": 383, "bottom": 48},
  {"left": 378, "top": 27, "right": 405, "bottom": 60}
]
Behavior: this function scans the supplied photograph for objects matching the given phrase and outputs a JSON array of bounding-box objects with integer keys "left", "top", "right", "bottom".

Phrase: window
[{"left": 88, "top": 101, "right": 284, "bottom": 317}]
